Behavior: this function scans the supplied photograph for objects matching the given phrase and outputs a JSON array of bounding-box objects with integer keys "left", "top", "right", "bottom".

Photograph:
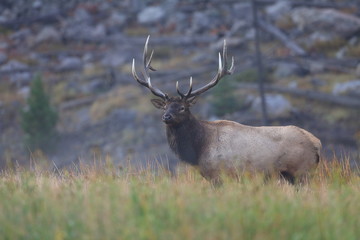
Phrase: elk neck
[{"left": 165, "top": 112, "right": 207, "bottom": 166}]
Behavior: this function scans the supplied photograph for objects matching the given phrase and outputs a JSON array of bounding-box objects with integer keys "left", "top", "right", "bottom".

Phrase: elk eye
[{"left": 179, "top": 106, "right": 185, "bottom": 112}]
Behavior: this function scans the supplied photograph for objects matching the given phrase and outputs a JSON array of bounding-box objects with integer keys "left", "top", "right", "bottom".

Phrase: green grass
[{"left": 0, "top": 159, "right": 359, "bottom": 240}]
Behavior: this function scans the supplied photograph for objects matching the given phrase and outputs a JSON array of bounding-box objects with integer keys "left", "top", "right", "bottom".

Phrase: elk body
[{"left": 132, "top": 36, "right": 321, "bottom": 185}]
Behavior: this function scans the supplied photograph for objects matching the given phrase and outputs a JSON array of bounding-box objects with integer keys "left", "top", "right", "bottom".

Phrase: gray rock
[
  {"left": 165, "top": 12, "right": 189, "bottom": 33},
  {"left": 0, "top": 60, "right": 31, "bottom": 86},
  {"left": 61, "top": 7, "right": 107, "bottom": 40},
  {"left": 265, "top": 1, "right": 291, "bottom": 21},
  {"left": 245, "top": 29, "right": 255, "bottom": 40},
  {"left": 292, "top": 8, "right": 360, "bottom": 37},
  {"left": 0, "top": 60, "right": 28, "bottom": 71},
  {"left": 81, "top": 79, "right": 108, "bottom": 94},
  {"left": 0, "top": 42, "right": 9, "bottom": 50},
  {"left": 309, "top": 78, "right": 326, "bottom": 90},
  {"left": 335, "top": 46, "right": 348, "bottom": 59},
  {"left": 273, "top": 62, "right": 301, "bottom": 78},
  {"left": 82, "top": 53, "right": 94, "bottom": 63},
  {"left": 233, "top": 3, "right": 252, "bottom": 22},
  {"left": 58, "top": 57, "right": 82, "bottom": 71},
  {"left": 288, "top": 81, "right": 298, "bottom": 89},
  {"left": 332, "top": 80, "right": 360, "bottom": 97},
  {"left": 308, "top": 32, "right": 334, "bottom": 43},
  {"left": 101, "top": 52, "right": 125, "bottom": 67},
  {"left": 98, "top": 2, "right": 112, "bottom": 12},
  {"left": 163, "top": 0, "right": 178, "bottom": 12},
  {"left": 348, "top": 37, "right": 358, "bottom": 46},
  {"left": 251, "top": 94, "right": 292, "bottom": 117},
  {"left": 0, "top": 9, "right": 12, "bottom": 23},
  {"left": 91, "top": 24, "right": 106, "bottom": 38},
  {"left": 10, "top": 29, "right": 32, "bottom": 42},
  {"left": 88, "top": 80, "right": 105, "bottom": 92},
  {"left": 309, "top": 61, "right": 325, "bottom": 74},
  {"left": 137, "top": 6, "right": 166, "bottom": 24},
  {"left": 17, "top": 86, "right": 30, "bottom": 99},
  {"left": 73, "top": 7, "right": 92, "bottom": 22},
  {"left": 188, "top": 11, "right": 211, "bottom": 34},
  {"left": 35, "top": 26, "right": 60, "bottom": 44},
  {"left": 32, "top": 0, "right": 42, "bottom": 9},
  {"left": 0, "top": 16, "right": 8, "bottom": 24},
  {"left": 75, "top": 108, "right": 92, "bottom": 130},
  {"left": 127, "top": 0, "right": 145, "bottom": 13},
  {"left": 0, "top": 52, "right": 7, "bottom": 65},
  {"left": 106, "top": 12, "right": 127, "bottom": 28},
  {"left": 356, "top": 63, "right": 360, "bottom": 77},
  {"left": 63, "top": 22, "right": 106, "bottom": 40}
]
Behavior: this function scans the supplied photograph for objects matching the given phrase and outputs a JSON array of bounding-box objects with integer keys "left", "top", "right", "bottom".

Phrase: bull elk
[{"left": 132, "top": 36, "right": 321, "bottom": 185}]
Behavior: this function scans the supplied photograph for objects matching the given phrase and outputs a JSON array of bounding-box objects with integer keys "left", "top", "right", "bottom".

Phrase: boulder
[
  {"left": 0, "top": 52, "right": 7, "bottom": 65},
  {"left": 0, "top": 42, "right": 9, "bottom": 50},
  {"left": 10, "top": 29, "right": 32, "bottom": 42},
  {"left": 101, "top": 52, "right": 125, "bottom": 67},
  {"left": 265, "top": 1, "right": 291, "bottom": 21},
  {"left": 251, "top": 94, "right": 292, "bottom": 117},
  {"left": 273, "top": 62, "right": 303, "bottom": 78},
  {"left": 58, "top": 57, "right": 82, "bottom": 71},
  {"left": 165, "top": 12, "right": 189, "bottom": 33},
  {"left": 308, "top": 61, "right": 325, "bottom": 74},
  {"left": 137, "top": 6, "right": 166, "bottom": 24},
  {"left": 355, "top": 63, "right": 360, "bottom": 77},
  {"left": 188, "top": 11, "right": 210, "bottom": 34},
  {"left": 63, "top": 23, "right": 106, "bottom": 40},
  {"left": 17, "top": 86, "right": 30, "bottom": 99},
  {"left": 62, "top": 7, "right": 107, "bottom": 40},
  {"left": 291, "top": 8, "right": 360, "bottom": 37},
  {"left": 91, "top": 24, "right": 106, "bottom": 38},
  {"left": 106, "top": 12, "right": 127, "bottom": 28},
  {"left": 335, "top": 46, "right": 348, "bottom": 59},
  {"left": 233, "top": 3, "right": 252, "bottom": 22},
  {"left": 35, "top": 26, "right": 60, "bottom": 44},
  {"left": 32, "top": 0, "right": 42, "bottom": 9},
  {"left": 73, "top": 7, "right": 92, "bottom": 22},
  {"left": 332, "top": 80, "right": 360, "bottom": 97},
  {"left": 0, "top": 60, "right": 31, "bottom": 86},
  {"left": 188, "top": 10, "right": 222, "bottom": 34}
]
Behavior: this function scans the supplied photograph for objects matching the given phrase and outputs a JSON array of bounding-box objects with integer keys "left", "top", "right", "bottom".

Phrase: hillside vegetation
[
  {"left": 0, "top": 159, "right": 359, "bottom": 240},
  {"left": 0, "top": 0, "right": 359, "bottom": 168}
]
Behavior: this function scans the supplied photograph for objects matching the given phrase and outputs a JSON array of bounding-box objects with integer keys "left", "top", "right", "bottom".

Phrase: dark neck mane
[{"left": 166, "top": 114, "right": 206, "bottom": 166}]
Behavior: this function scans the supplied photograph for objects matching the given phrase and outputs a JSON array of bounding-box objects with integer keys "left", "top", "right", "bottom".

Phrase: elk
[{"left": 132, "top": 36, "right": 321, "bottom": 185}]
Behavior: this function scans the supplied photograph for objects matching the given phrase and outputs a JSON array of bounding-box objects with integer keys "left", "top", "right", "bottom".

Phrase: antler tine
[
  {"left": 132, "top": 59, "right": 146, "bottom": 86},
  {"left": 187, "top": 77, "right": 193, "bottom": 96},
  {"left": 132, "top": 35, "right": 168, "bottom": 100},
  {"left": 221, "top": 40, "right": 234, "bottom": 74},
  {"left": 176, "top": 81, "right": 184, "bottom": 98},
  {"left": 186, "top": 39, "right": 234, "bottom": 98},
  {"left": 176, "top": 77, "right": 193, "bottom": 99},
  {"left": 229, "top": 56, "right": 235, "bottom": 74}
]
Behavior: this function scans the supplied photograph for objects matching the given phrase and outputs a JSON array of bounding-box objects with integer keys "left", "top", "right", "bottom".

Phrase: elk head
[{"left": 132, "top": 36, "right": 234, "bottom": 126}]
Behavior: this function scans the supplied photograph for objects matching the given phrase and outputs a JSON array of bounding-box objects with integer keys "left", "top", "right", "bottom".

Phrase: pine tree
[
  {"left": 21, "top": 75, "right": 58, "bottom": 151},
  {"left": 210, "top": 76, "right": 241, "bottom": 116}
]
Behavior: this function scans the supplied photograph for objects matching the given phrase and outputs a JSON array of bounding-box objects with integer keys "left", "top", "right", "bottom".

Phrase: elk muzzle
[{"left": 162, "top": 113, "right": 173, "bottom": 123}]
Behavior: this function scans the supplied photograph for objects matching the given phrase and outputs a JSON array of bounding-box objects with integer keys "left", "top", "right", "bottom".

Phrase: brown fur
[{"left": 156, "top": 98, "right": 321, "bottom": 185}]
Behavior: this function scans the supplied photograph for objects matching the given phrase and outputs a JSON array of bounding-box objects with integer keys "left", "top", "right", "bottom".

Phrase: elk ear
[
  {"left": 151, "top": 99, "right": 166, "bottom": 109},
  {"left": 187, "top": 96, "right": 197, "bottom": 107}
]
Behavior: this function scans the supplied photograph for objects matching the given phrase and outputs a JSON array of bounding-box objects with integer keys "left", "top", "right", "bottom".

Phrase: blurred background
[{"left": 0, "top": 0, "right": 359, "bottom": 170}]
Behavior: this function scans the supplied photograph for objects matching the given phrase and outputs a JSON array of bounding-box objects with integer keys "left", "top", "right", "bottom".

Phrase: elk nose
[{"left": 162, "top": 114, "right": 172, "bottom": 122}]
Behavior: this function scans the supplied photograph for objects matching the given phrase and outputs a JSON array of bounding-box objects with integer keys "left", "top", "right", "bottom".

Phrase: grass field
[{"left": 0, "top": 159, "right": 359, "bottom": 240}]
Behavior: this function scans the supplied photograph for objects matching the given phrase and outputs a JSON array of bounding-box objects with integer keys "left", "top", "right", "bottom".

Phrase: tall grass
[{"left": 0, "top": 158, "right": 359, "bottom": 240}]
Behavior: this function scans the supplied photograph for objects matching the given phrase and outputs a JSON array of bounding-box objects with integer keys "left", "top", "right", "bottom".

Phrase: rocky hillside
[{"left": 0, "top": 0, "right": 359, "bottom": 169}]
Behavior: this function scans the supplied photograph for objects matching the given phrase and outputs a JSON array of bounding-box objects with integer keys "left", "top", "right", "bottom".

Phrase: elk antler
[
  {"left": 132, "top": 36, "right": 168, "bottom": 100},
  {"left": 176, "top": 40, "right": 234, "bottom": 99}
]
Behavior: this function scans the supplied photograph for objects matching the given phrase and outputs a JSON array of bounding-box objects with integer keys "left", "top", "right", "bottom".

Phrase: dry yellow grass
[{"left": 0, "top": 157, "right": 359, "bottom": 240}]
